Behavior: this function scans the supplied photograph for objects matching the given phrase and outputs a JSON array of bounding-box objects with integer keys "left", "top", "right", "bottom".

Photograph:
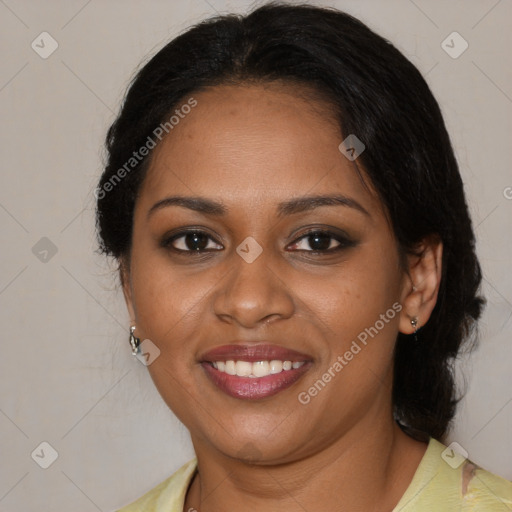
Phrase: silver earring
[
  {"left": 411, "top": 317, "right": 419, "bottom": 342},
  {"left": 129, "top": 325, "right": 141, "bottom": 355}
]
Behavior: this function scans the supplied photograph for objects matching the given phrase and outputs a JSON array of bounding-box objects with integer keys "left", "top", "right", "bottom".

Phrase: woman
[{"left": 95, "top": 3, "right": 512, "bottom": 511}]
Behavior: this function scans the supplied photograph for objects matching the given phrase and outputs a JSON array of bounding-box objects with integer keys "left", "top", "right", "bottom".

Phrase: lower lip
[{"left": 201, "top": 362, "right": 312, "bottom": 400}]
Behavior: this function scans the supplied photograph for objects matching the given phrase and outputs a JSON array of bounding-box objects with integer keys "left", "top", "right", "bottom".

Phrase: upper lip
[{"left": 199, "top": 343, "right": 312, "bottom": 363}]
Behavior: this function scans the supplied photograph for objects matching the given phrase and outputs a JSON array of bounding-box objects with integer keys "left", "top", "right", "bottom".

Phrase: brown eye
[
  {"left": 163, "top": 230, "right": 223, "bottom": 253},
  {"left": 288, "top": 229, "right": 356, "bottom": 253}
]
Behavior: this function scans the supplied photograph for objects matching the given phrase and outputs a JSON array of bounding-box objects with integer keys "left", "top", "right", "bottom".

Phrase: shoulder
[
  {"left": 394, "top": 438, "right": 512, "bottom": 511},
  {"left": 116, "top": 458, "right": 198, "bottom": 512}
]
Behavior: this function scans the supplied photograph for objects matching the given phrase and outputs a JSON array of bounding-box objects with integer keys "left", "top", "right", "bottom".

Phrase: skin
[{"left": 121, "top": 82, "right": 443, "bottom": 511}]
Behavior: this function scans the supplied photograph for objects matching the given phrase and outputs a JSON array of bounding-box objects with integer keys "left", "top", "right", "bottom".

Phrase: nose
[{"left": 212, "top": 247, "right": 295, "bottom": 328}]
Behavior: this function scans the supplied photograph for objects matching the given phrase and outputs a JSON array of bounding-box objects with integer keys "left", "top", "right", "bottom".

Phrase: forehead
[{"left": 138, "top": 82, "right": 381, "bottom": 216}]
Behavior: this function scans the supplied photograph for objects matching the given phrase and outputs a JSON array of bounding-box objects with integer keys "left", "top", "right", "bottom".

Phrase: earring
[
  {"left": 410, "top": 317, "right": 419, "bottom": 342},
  {"left": 129, "top": 325, "right": 141, "bottom": 355}
]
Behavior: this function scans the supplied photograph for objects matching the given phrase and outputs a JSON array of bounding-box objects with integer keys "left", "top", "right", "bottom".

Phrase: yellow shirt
[{"left": 117, "top": 438, "right": 512, "bottom": 511}]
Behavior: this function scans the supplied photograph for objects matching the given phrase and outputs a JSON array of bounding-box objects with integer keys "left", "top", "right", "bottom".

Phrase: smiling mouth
[
  {"left": 201, "top": 360, "right": 312, "bottom": 400},
  {"left": 199, "top": 343, "right": 313, "bottom": 399}
]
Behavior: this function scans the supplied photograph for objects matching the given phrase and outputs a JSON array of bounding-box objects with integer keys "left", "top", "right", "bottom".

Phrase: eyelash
[{"left": 161, "top": 228, "right": 356, "bottom": 256}]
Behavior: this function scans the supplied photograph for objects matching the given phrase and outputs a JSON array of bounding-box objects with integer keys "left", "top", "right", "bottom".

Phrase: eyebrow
[{"left": 147, "top": 194, "right": 371, "bottom": 219}]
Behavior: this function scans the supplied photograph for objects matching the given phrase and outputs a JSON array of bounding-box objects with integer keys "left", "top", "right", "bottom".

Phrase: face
[{"left": 122, "top": 82, "right": 415, "bottom": 464}]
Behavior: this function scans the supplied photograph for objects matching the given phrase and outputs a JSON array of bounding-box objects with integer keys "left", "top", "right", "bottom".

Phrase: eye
[
  {"left": 162, "top": 230, "right": 223, "bottom": 253},
  {"left": 287, "top": 229, "right": 356, "bottom": 253}
]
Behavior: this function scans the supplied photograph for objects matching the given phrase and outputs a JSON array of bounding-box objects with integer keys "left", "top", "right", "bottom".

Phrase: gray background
[{"left": 0, "top": 0, "right": 511, "bottom": 510}]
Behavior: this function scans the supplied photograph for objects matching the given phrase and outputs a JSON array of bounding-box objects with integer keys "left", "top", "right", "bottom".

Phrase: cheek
[
  {"left": 293, "top": 263, "right": 401, "bottom": 415},
  {"left": 128, "top": 248, "right": 208, "bottom": 419},
  {"left": 295, "top": 248, "right": 402, "bottom": 405},
  {"left": 129, "top": 245, "right": 209, "bottom": 343},
  {"left": 295, "top": 248, "right": 401, "bottom": 341}
]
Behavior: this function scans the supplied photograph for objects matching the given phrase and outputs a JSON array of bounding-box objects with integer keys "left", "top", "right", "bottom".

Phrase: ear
[
  {"left": 398, "top": 235, "right": 443, "bottom": 335},
  {"left": 119, "top": 257, "right": 136, "bottom": 324}
]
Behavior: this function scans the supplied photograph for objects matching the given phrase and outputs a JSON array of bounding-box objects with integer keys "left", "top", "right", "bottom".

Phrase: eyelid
[{"left": 289, "top": 225, "right": 353, "bottom": 241}]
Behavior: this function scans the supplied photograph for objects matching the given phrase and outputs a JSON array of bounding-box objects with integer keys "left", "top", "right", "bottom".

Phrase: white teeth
[
  {"left": 252, "top": 361, "right": 270, "bottom": 377},
  {"left": 235, "top": 361, "right": 252, "bottom": 377},
  {"left": 270, "top": 360, "right": 283, "bottom": 374},
  {"left": 225, "top": 360, "right": 236, "bottom": 375},
  {"left": 211, "top": 360, "right": 305, "bottom": 377}
]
